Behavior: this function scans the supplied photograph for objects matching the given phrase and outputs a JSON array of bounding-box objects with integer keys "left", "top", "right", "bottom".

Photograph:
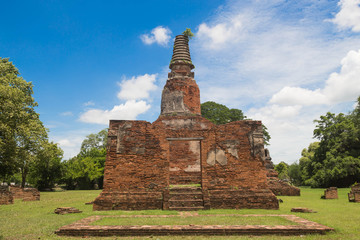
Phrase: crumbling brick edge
[{"left": 55, "top": 214, "right": 334, "bottom": 236}]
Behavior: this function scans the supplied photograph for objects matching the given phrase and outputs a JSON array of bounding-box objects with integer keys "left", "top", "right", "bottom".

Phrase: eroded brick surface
[
  {"left": 0, "top": 186, "right": 13, "bottom": 205},
  {"left": 323, "top": 187, "right": 338, "bottom": 199},
  {"left": 348, "top": 183, "right": 360, "bottom": 202},
  {"left": 10, "top": 186, "right": 40, "bottom": 201},
  {"left": 264, "top": 149, "right": 300, "bottom": 196}
]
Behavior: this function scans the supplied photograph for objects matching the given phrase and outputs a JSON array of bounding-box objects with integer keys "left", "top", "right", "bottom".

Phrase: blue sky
[{"left": 1, "top": 0, "right": 360, "bottom": 163}]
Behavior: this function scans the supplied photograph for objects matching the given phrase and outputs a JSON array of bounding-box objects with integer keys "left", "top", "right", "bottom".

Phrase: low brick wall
[
  {"left": 0, "top": 186, "right": 13, "bottom": 205},
  {"left": 324, "top": 187, "right": 338, "bottom": 199},
  {"left": 267, "top": 178, "right": 300, "bottom": 196},
  {"left": 10, "top": 186, "right": 40, "bottom": 201},
  {"left": 348, "top": 184, "right": 360, "bottom": 202}
]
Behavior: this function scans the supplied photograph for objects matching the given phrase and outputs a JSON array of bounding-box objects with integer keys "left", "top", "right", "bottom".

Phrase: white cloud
[
  {"left": 83, "top": 101, "right": 95, "bottom": 106},
  {"left": 79, "top": 100, "right": 151, "bottom": 125},
  {"left": 117, "top": 74, "right": 157, "bottom": 100},
  {"left": 248, "top": 104, "right": 302, "bottom": 121},
  {"left": 140, "top": 26, "right": 172, "bottom": 46},
  {"left": 197, "top": 14, "right": 244, "bottom": 50},
  {"left": 79, "top": 73, "right": 158, "bottom": 125},
  {"left": 60, "top": 111, "right": 73, "bottom": 116},
  {"left": 270, "top": 87, "right": 327, "bottom": 106},
  {"left": 55, "top": 136, "right": 85, "bottom": 159},
  {"left": 324, "top": 49, "right": 360, "bottom": 103},
  {"left": 270, "top": 49, "right": 360, "bottom": 106},
  {"left": 57, "top": 139, "right": 74, "bottom": 147},
  {"left": 331, "top": 0, "right": 360, "bottom": 32},
  {"left": 246, "top": 104, "right": 320, "bottom": 164},
  {"left": 52, "top": 128, "right": 104, "bottom": 159}
]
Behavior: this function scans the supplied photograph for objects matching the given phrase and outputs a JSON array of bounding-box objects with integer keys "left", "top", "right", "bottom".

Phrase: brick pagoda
[{"left": 93, "top": 34, "right": 279, "bottom": 211}]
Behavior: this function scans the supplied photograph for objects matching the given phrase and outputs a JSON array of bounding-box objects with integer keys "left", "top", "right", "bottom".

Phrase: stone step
[
  {"left": 169, "top": 186, "right": 202, "bottom": 192},
  {"left": 169, "top": 199, "right": 204, "bottom": 207},
  {"left": 168, "top": 206, "right": 204, "bottom": 211},
  {"left": 169, "top": 176, "right": 201, "bottom": 185},
  {"left": 169, "top": 193, "right": 203, "bottom": 200}
]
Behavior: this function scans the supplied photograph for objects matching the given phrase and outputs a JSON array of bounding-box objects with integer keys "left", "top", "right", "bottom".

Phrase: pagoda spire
[
  {"left": 169, "top": 35, "right": 194, "bottom": 70},
  {"left": 160, "top": 34, "right": 201, "bottom": 116}
]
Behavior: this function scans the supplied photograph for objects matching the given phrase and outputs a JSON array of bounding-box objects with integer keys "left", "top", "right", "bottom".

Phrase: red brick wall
[
  {"left": 0, "top": 186, "right": 13, "bottom": 205},
  {"left": 324, "top": 187, "right": 338, "bottom": 199},
  {"left": 93, "top": 115, "right": 278, "bottom": 210},
  {"left": 10, "top": 186, "right": 40, "bottom": 201},
  {"left": 169, "top": 140, "right": 201, "bottom": 184}
]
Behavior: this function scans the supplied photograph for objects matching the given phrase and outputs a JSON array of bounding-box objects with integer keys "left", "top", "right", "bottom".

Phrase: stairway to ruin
[{"left": 168, "top": 186, "right": 204, "bottom": 211}]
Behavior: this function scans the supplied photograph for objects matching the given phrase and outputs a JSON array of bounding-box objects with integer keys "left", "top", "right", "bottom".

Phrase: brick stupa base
[{"left": 55, "top": 214, "right": 333, "bottom": 237}]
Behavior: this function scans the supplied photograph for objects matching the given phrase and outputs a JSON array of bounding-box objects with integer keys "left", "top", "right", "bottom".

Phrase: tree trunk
[{"left": 21, "top": 167, "right": 27, "bottom": 188}]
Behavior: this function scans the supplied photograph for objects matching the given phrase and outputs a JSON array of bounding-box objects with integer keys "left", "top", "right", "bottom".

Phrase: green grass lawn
[
  {"left": 0, "top": 187, "right": 359, "bottom": 240},
  {"left": 92, "top": 215, "right": 296, "bottom": 226}
]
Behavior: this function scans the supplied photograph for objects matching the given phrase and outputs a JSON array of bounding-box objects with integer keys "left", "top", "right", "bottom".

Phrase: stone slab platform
[{"left": 55, "top": 214, "right": 333, "bottom": 237}]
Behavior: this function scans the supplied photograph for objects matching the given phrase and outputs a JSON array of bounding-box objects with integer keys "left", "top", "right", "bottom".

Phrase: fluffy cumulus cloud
[
  {"left": 246, "top": 103, "right": 321, "bottom": 163},
  {"left": 270, "top": 49, "right": 360, "bottom": 106},
  {"left": 55, "top": 135, "right": 87, "bottom": 159},
  {"left": 79, "top": 73, "right": 157, "bottom": 125},
  {"left": 79, "top": 100, "right": 151, "bottom": 125},
  {"left": 140, "top": 26, "right": 172, "bottom": 46},
  {"left": 117, "top": 74, "right": 157, "bottom": 100},
  {"left": 197, "top": 15, "right": 243, "bottom": 50},
  {"left": 331, "top": 0, "right": 360, "bottom": 32}
]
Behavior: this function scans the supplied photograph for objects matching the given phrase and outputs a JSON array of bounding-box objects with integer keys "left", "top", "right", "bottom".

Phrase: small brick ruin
[
  {"left": 264, "top": 149, "right": 300, "bottom": 196},
  {"left": 322, "top": 187, "right": 338, "bottom": 199},
  {"left": 291, "top": 207, "right": 317, "bottom": 213},
  {"left": 348, "top": 183, "right": 360, "bottom": 202},
  {"left": 10, "top": 186, "right": 40, "bottom": 201},
  {"left": 55, "top": 207, "right": 82, "bottom": 215},
  {"left": 0, "top": 186, "right": 14, "bottom": 205},
  {"left": 93, "top": 34, "right": 279, "bottom": 211}
]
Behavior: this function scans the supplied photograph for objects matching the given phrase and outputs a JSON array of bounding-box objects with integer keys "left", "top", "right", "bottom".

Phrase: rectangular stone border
[{"left": 55, "top": 214, "right": 333, "bottom": 237}]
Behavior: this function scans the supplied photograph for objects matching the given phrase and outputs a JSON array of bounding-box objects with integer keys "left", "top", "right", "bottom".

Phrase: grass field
[
  {"left": 0, "top": 187, "right": 359, "bottom": 240},
  {"left": 91, "top": 215, "right": 297, "bottom": 226}
]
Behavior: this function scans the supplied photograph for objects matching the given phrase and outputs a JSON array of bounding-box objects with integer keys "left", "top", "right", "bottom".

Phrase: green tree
[
  {"left": 298, "top": 97, "right": 360, "bottom": 187},
  {"left": 29, "top": 142, "right": 63, "bottom": 190},
  {"left": 275, "top": 161, "right": 289, "bottom": 180},
  {"left": 62, "top": 148, "right": 106, "bottom": 190},
  {"left": 298, "top": 142, "right": 320, "bottom": 186},
  {"left": 288, "top": 162, "right": 302, "bottom": 186},
  {"left": 0, "top": 58, "right": 48, "bottom": 187},
  {"left": 62, "top": 129, "right": 107, "bottom": 189},
  {"left": 80, "top": 128, "right": 108, "bottom": 153},
  {"left": 182, "top": 28, "right": 194, "bottom": 39},
  {"left": 201, "top": 101, "right": 271, "bottom": 145}
]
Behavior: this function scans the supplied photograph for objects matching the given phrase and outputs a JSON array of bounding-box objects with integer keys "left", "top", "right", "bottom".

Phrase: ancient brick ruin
[
  {"left": 10, "top": 186, "right": 40, "bottom": 201},
  {"left": 348, "top": 183, "right": 360, "bottom": 202},
  {"left": 0, "top": 186, "right": 13, "bottom": 205},
  {"left": 264, "top": 149, "right": 300, "bottom": 196},
  {"left": 322, "top": 187, "right": 338, "bottom": 199},
  {"left": 93, "top": 34, "right": 279, "bottom": 211}
]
